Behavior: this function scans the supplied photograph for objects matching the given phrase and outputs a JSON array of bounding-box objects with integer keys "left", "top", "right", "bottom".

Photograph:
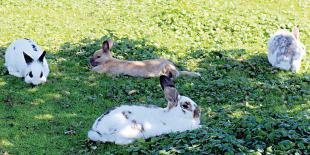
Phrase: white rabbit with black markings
[
  {"left": 5, "top": 38, "right": 49, "bottom": 85},
  {"left": 268, "top": 27, "right": 307, "bottom": 73},
  {"left": 88, "top": 75, "right": 201, "bottom": 145}
]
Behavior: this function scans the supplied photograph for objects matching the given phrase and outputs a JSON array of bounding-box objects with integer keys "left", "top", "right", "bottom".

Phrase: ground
[{"left": 0, "top": 0, "right": 309, "bottom": 154}]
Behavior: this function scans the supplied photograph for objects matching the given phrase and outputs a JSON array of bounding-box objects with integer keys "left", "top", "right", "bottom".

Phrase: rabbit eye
[
  {"left": 40, "top": 72, "right": 43, "bottom": 78},
  {"left": 182, "top": 104, "right": 189, "bottom": 109},
  {"left": 181, "top": 101, "right": 192, "bottom": 110},
  {"left": 29, "top": 71, "right": 33, "bottom": 78},
  {"left": 97, "top": 56, "right": 101, "bottom": 58},
  {"left": 182, "top": 104, "right": 188, "bottom": 109}
]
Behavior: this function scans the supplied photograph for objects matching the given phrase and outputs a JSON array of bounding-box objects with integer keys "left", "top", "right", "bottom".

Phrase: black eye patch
[
  {"left": 29, "top": 71, "right": 33, "bottom": 78},
  {"left": 40, "top": 72, "right": 43, "bottom": 78},
  {"left": 182, "top": 104, "right": 189, "bottom": 109},
  {"left": 181, "top": 101, "right": 192, "bottom": 110}
]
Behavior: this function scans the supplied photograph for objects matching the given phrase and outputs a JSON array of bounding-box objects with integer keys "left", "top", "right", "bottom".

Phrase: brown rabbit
[{"left": 89, "top": 39, "right": 201, "bottom": 78}]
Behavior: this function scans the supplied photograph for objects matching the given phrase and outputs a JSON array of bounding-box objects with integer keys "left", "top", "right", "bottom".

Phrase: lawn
[{"left": 0, "top": 0, "right": 309, "bottom": 154}]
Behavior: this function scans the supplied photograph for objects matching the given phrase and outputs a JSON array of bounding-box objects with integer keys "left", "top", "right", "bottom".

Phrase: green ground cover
[{"left": 0, "top": 0, "right": 309, "bottom": 154}]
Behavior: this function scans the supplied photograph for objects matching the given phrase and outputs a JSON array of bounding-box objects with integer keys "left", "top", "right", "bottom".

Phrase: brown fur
[{"left": 90, "top": 39, "right": 200, "bottom": 78}]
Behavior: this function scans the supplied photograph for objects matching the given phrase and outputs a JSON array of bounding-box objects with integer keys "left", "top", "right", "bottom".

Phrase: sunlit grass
[
  {"left": 0, "top": 0, "right": 309, "bottom": 154},
  {"left": 0, "top": 139, "right": 14, "bottom": 147},
  {"left": 34, "top": 114, "right": 54, "bottom": 120}
]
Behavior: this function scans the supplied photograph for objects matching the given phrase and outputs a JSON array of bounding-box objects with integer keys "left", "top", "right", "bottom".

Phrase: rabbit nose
[{"left": 90, "top": 58, "right": 99, "bottom": 67}]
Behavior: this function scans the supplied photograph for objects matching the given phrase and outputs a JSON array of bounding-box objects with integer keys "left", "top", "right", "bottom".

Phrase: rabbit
[
  {"left": 89, "top": 39, "right": 201, "bottom": 78},
  {"left": 5, "top": 38, "right": 50, "bottom": 85},
  {"left": 268, "top": 27, "right": 307, "bottom": 73},
  {"left": 88, "top": 75, "right": 201, "bottom": 145}
]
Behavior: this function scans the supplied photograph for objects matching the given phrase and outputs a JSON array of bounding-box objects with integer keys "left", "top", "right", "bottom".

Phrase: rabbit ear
[
  {"left": 160, "top": 75, "right": 174, "bottom": 90},
  {"left": 160, "top": 75, "right": 179, "bottom": 109},
  {"left": 102, "top": 39, "right": 113, "bottom": 53},
  {"left": 164, "top": 87, "right": 180, "bottom": 109},
  {"left": 38, "top": 51, "right": 46, "bottom": 63},
  {"left": 23, "top": 52, "right": 33, "bottom": 64},
  {"left": 292, "top": 27, "right": 300, "bottom": 40}
]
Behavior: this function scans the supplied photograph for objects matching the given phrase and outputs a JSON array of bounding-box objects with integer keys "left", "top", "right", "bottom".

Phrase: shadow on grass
[
  {"left": 0, "top": 36, "right": 309, "bottom": 154},
  {"left": 122, "top": 48, "right": 309, "bottom": 154},
  {"left": 112, "top": 47, "right": 309, "bottom": 154},
  {"left": 79, "top": 40, "right": 308, "bottom": 154}
]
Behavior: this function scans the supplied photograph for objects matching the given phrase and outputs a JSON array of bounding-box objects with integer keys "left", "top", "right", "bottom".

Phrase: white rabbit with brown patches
[
  {"left": 88, "top": 75, "right": 201, "bottom": 145},
  {"left": 5, "top": 38, "right": 50, "bottom": 85},
  {"left": 268, "top": 27, "right": 307, "bottom": 73}
]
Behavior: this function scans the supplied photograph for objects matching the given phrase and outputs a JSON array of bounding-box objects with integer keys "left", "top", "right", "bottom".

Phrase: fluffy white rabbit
[
  {"left": 5, "top": 38, "right": 50, "bottom": 85},
  {"left": 268, "top": 27, "right": 306, "bottom": 73},
  {"left": 88, "top": 75, "right": 201, "bottom": 145}
]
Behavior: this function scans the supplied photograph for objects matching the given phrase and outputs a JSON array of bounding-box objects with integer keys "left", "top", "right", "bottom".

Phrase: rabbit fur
[
  {"left": 89, "top": 39, "right": 201, "bottom": 78},
  {"left": 5, "top": 38, "right": 49, "bottom": 85},
  {"left": 268, "top": 27, "right": 306, "bottom": 73},
  {"left": 88, "top": 75, "right": 201, "bottom": 145}
]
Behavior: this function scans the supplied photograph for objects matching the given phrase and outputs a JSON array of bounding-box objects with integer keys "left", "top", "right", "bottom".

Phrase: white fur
[
  {"left": 88, "top": 96, "right": 200, "bottom": 145},
  {"left": 267, "top": 28, "right": 306, "bottom": 73},
  {"left": 5, "top": 39, "right": 49, "bottom": 85}
]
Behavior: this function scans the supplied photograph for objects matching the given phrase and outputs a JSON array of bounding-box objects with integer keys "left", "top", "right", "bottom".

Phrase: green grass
[{"left": 0, "top": 0, "right": 309, "bottom": 154}]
